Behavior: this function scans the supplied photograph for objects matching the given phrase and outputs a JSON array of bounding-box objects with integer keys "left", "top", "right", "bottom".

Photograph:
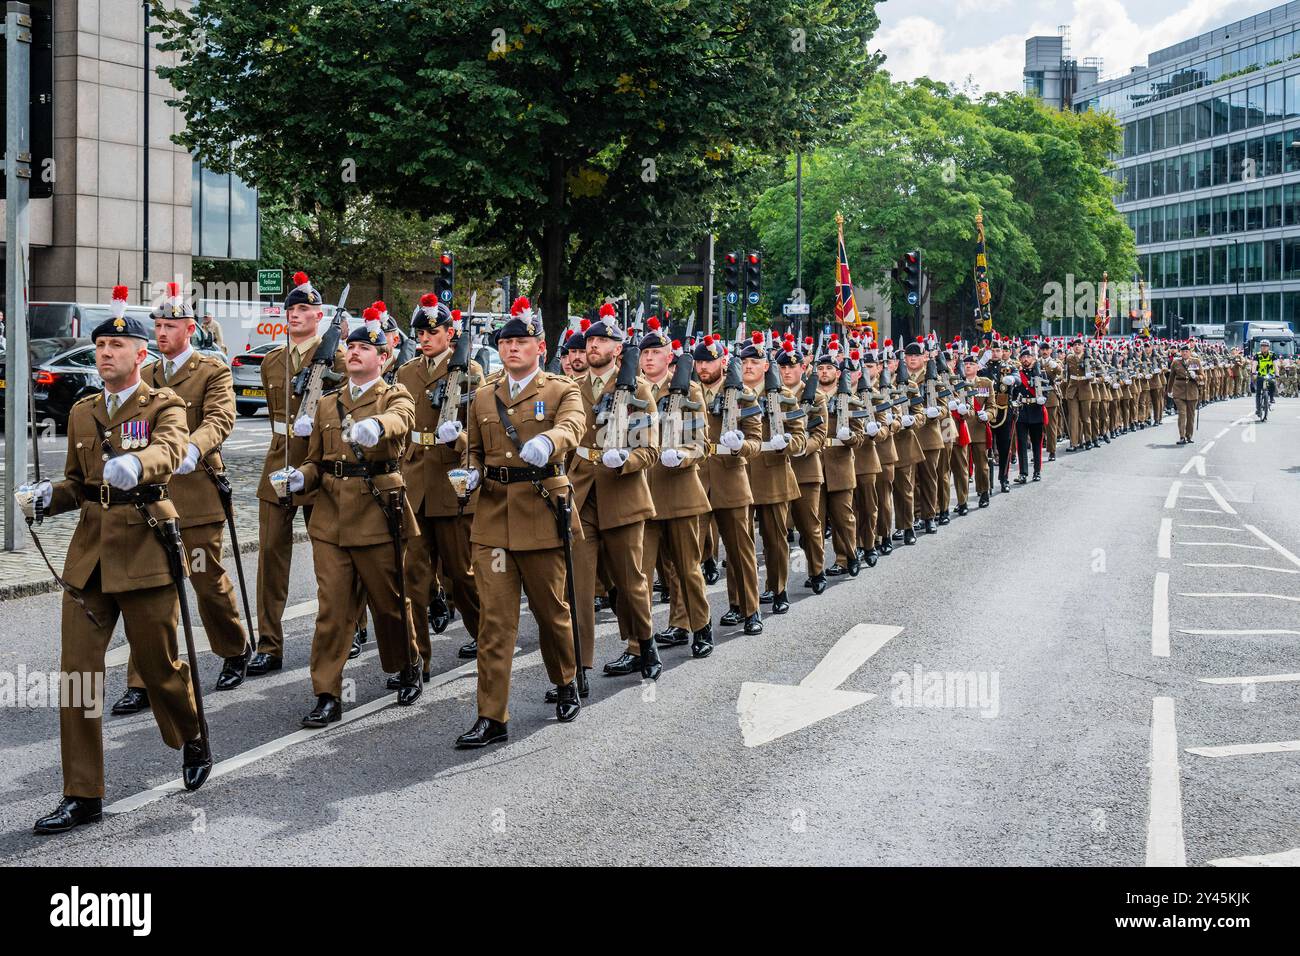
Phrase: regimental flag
[
  {"left": 974, "top": 212, "right": 993, "bottom": 334},
  {"left": 833, "top": 213, "right": 862, "bottom": 327},
  {"left": 1095, "top": 271, "right": 1110, "bottom": 338}
]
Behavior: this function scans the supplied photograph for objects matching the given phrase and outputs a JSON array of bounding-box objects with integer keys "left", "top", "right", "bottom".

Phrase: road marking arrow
[
  {"left": 736, "top": 623, "right": 902, "bottom": 747},
  {"left": 1179, "top": 455, "right": 1205, "bottom": 475}
]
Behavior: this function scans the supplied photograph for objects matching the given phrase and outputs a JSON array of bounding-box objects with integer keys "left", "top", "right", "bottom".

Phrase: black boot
[
  {"left": 878, "top": 539, "right": 894, "bottom": 556},
  {"left": 429, "top": 592, "right": 452, "bottom": 634},
  {"left": 655, "top": 625, "right": 690, "bottom": 647},
  {"left": 348, "top": 627, "right": 366, "bottom": 660},
  {"left": 956, "top": 502, "right": 969, "bottom": 516},
  {"left": 546, "top": 667, "right": 592, "bottom": 702},
  {"left": 182, "top": 737, "right": 213, "bottom": 791},
  {"left": 863, "top": 548, "right": 879, "bottom": 568},
  {"left": 807, "top": 572, "right": 828, "bottom": 594},
  {"left": 847, "top": 554, "right": 862, "bottom": 576},
  {"left": 554, "top": 682, "right": 581, "bottom": 722},
  {"left": 719, "top": 605, "right": 744, "bottom": 627},
  {"left": 771, "top": 590, "right": 790, "bottom": 614},
  {"left": 33, "top": 797, "right": 103, "bottom": 835},
  {"left": 903, "top": 528, "right": 917, "bottom": 545},
  {"left": 759, "top": 589, "right": 775, "bottom": 605},
  {"left": 743, "top": 612, "right": 763, "bottom": 635},
  {"left": 922, "top": 518, "right": 937, "bottom": 534},
  {"left": 691, "top": 624, "right": 714, "bottom": 658},
  {"left": 111, "top": 687, "right": 150, "bottom": 715},
  {"left": 936, "top": 510, "right": 950, "bottom": 526},
  {"left": 701, "top": 558, "right": 719, "bottom": 584},
  {"left": 639, "top": 639, "right": 662, "bottom": 680},
  {"left": 455, "top": 716, "right": 507, "bottom": 749},
  {"left": 302, "top": 694, "right": 342, "bottom": 728}
]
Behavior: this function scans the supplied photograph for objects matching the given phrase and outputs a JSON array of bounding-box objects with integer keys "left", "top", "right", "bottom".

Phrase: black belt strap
[
  {"left": 493, "top": 392, "right": 560, "bottom": 513},
  {"left": 329, "top": 459, "right": 399, "bottom": 477},
  {"left": 484, "top": 463, "right": 565, "bottom": 484}
]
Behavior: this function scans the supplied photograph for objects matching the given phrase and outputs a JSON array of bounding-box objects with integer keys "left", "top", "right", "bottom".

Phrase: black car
[{"left": 0, "top": 338, "right": 164, "bottom": 432}]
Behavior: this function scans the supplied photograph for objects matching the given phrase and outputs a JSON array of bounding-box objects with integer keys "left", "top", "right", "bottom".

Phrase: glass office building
[{"left": 1070, "top": 1, "right": 1300, "bottom": 337}]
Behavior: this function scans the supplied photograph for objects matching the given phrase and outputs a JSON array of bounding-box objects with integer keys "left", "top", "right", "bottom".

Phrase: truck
[{"left": 1223, "top": 320, "right": 1296, "bottom": 356}]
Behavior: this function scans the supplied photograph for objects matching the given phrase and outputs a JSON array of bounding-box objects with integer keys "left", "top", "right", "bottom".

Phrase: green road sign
[{"left": 257, "top": 269, "right": 283, "bottom": 297}]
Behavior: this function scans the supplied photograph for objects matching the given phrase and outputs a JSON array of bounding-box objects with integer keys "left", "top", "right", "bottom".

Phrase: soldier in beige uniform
[
  {"left": 280, "top": 309, "right": 423, "bottom": 726},
  {"left": 901, "top": 340, "right": 945, "bottom": 534},
  {"left": 740, "top": 336, "right": 806, "bottom": 615},
  {"left": 961, "top": 354, "right": 994, "bottom": 508},
  {"left": 888, "top": 345, "right": 925, "bottom": 545},
  {"left": 780, "top": 342, "right": 830, "bottom": 591},
  {"left": 816, "top": 349, "right": 863, "bottom": 577},
  {"left": 861, "top": 348, "right": 898, "bottom": 556},
  {"left": 846, "top": 353, "right": 883, "bottom": 565},
  {"left": 696, "top": 335, "right": 764, "bottom": 634},
  {"left": 250, "top": 272, "right": 346, "bottom": 675},
  {"left": 19, "top": 308, "right": 211, "bottom": 835},
  {"left": 640, "top": 324, "right": 715, "bottom": 657},
  {"left": 1062, "top": 339, "right": 1094, "bottom": 451},
  {"left": 1169, "top": 344, "right": 1201, "bottom": 444},
  {"left": 114, "top": 284, "right": 250, "bottom": 716},
  {"left": 456, "top": 299, "right": 587, "bottom": 748},
  {"left": 398, "top": 297, "right": 483, "bottom": 670}
]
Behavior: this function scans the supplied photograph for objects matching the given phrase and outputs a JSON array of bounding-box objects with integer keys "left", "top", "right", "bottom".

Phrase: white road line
[
  {"left": 1179, "top": 456, "right": 1206, "bottom": 476},
  {"left": 1163, "top": 481, "right": 1182, "bottom": 509},
  {"left": 1199, "top": 673, "right": 1300, "bottom": 685},
  {"left": 1213, "top": 428, "right": 1230, "bottom": 440},
  {"left": 1179, "top": 591, "right": 1300, "bottom": 602},
  {"left": 1243, "top": 524, "right": 1300, "bottom": 570},
  {"left": 1208, "top": 848, "right": 1300, "bottom": 867},
  {"left": 1179, "top": 493, "right": 1212, "bottom": 500},
  {"left": 1146, "top": 697, "right": 1186, "bottom": 867},
  {"left": 1184, "top": 563, "right": 1298, "bottom": 574},
  {"left": 1185, "top": 740, "right": 1300, "bottom": 758},
  {"left": 1202, "top": 481, "right": 1237, "bottom": 515},
  {"left": 1200, "top": 440, "right": 1216, "bottom": 454},
  {"left": 1151, "top": 573, "right": 1170, "bottom": 658},
  {"left": 1178, "top": 628, "right": 1300, "bottom": 636},
  {"left": 1179, "top": 508, "right": 1227, "bottom": 514},
  {"left": 1177, "top": 524, "right": 1242, "bottom": 532},
  {"left": 1157, "top": 518, "right": 1171, "bottom": 559},
  {"left": 1176, "top": 542, "right": 1268, "bottom": 550}
]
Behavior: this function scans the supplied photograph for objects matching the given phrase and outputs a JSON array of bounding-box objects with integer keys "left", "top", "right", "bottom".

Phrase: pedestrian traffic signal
[
  {"left": 723, "top": 252, "right": 740, "bottom": 298},
  {"left": 744, "top": 252, "right": 762, "bottom": 304},
  {"left": 435, "top": 252, "right": 455, "bottom": 304}
]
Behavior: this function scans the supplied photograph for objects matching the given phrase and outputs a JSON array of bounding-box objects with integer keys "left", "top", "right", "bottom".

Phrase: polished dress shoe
[
  {"left": 1000, "top": 481, "right": 1010, "bottom": 493},
  {"left": 956, "top": 503, "right": 969, "bottom": 516},
  {"left": 922, "top": 519, "right": 937, "bottom": 534},
  {"left": 1101, "top": 433, "right": 1110, "bottom": 444},
  {"left": 396, "top": 658, "right": 425, "bottom": 705},
  {"left": 877, "top": 540, "right": 893, "bottom": 556},
  {"left": 759, "top": 589, "right": 775, "bottom": 605},
  {"left": 348, "top": 630, "right": 364, "bottom": 660},
  {"left": 691, "top": 624, "right": 714, "bottom": 658},
  {"left": 701, "top": 558, "right": 719, "bottom": 585},
  {"left": 978, "top": 492, "right": 990, "bottom": 507},
  {"left": 111, "top": 687, "right": 150, "bottom": 715},
  {"left": 457, "top": 639, "right": 478, "bottom": 660},
  {"left": 215, "top": 644, "right": 252, "bottom": 691},
  {"left": 33, "top": 796, "right": 102, "bottom": 835},
  {"left": 743, "top": 612, "right": 763, "bottom": 635},
  {"left": 655, "top": 625, "right": 690, "bottom": 647},
  {"left": 1048, "top": 453, "right": 1056, "bottom": 461},
  {"left": 936, "top": 511, "right": 950, "bottom": 526},
  {"left": 602, "top": 651, "right": 642, "bottom": 676},
  {"left": 302, "top": 694, "right": 343, "bottom": 728},
  {"left": 246, "top": 652, "right": 282, "bottom": 675},
  {"left": 771, "top": 590, "right": 790, "bottom": 614},
  {"left": 719, "top": 606, "right": 744, "bottom": 627},
  {"left": 546, "top": 668, "right": 591, "bottom": 702},
  {"left": 903, "top": 528, "right": 917, "bottom": 545},
  {"left": 639, "top": 639, "right": 663, "bottom": 680},
  {"left": 807, "top": 572, "right": 828, "bottom": 594},
  {"left": 386, "top": 669, "right": 431, "bottom": 689},
  {"left": 1014, "top": 475, "right": 1027, "bottom": 485},
  {"left": 554, "top": 682, "right": 581, "bottom": 722},
  {"left": 182, "top": 737, "right": 213, "bottom": 791},
  {"left": 455, "top": 716, "right": 508, "bottom": 749},
  {"left": 863, "top": 548, "right": 879, "bottom": 568},
  {"left": 429, "top": 592, "right": 453, "bottom": 634},
  {"left": 1032, "top": 472, "right": 1041, "bottom": 482},
  {"left": 847, "top": 554, "right": 862, "bottom": 576},
  {"left": 891, "top": 529, "right": 905, "bottom": 542},
  {"left": 825, "top": 564, "right": 848, "bottom": 576}
]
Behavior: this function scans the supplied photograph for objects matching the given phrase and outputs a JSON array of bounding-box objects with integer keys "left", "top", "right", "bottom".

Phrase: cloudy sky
[{"left": 875, "top": 0, "right": 1282, "bottom": 93}]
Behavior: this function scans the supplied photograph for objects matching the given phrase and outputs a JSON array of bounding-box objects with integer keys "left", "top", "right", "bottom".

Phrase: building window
[{"left": 192, "top": 156, "right": 260, "bottom": 261}]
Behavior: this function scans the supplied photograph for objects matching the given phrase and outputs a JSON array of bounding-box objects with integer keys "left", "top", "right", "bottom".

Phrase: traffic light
[
  {"left": 744, "top": 252, "right": 762, "bottom": 303},
  {"left": 435, "top": 251, "right": 455, "bottom": 303},
  {"left": 723, "top": 252, "right": 740, "bottom": 298},
  {"left": 902, "top": 251, "right": 921, "bottom": 305},
  {"left": 646, "top": 283, "right": 661, "bottom": 318}
]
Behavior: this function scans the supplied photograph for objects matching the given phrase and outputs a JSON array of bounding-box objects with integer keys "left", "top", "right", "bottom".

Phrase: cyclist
[{"left": 1255, "top": 341, "right": 1277, "bottom": 406}]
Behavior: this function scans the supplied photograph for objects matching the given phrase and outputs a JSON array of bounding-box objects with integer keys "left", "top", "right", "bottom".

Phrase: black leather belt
[
  {"left": 330, "top": 459, "right": 400, "bottom": 478},
  {"left": 86, "top": 483, "right": 170, "bottom": 508},
  {"left": 484, "top": 463, "right": 565, "bottom": 484}
]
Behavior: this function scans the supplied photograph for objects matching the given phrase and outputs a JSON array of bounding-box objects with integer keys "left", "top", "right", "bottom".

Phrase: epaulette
[
  {"left": 73, "top": 392, "right": 99, "bottom": 409},
  {"left": 322, "top": 385, "right": 342, "bottom": 397}
]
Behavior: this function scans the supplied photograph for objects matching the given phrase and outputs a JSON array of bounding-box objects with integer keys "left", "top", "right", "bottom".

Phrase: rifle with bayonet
[
  {"left": 715, "top": 354, "right": 762, "bottom": 453},
  {"left": 761, "top": 353, "right": 804, "bottom": 451},
  {"left": 292, "top": 284, "right": 350, "bottom": 423}
]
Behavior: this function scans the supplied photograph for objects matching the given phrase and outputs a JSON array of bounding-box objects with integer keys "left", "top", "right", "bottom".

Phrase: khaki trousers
[
  {"left": 1067, "top": 399, "right": 1091, "bottom": 446},
  {"left": 754, "top": 501, "right": 792, "bottom": 595},
  {"left": 256, "top": 500, "right": 313, "bottom": 656},
  {"left": 1176, "top": 398, "right": 1197, "bottom": 441},
  {"left": 948, "top": 442, "right": 970, "bottom": 506},
  {"left": 874, "top": 466, "right": 894, "bottom": 543},
  {"left": 791, "top": 483, "right": 825, "bottom": 577},
  {"left": 711, "top": 505, "right": 759, "bottom": 616},
  {"left": 917, "top": 447, "right": 942, "bottom": 519},
  {"left": 824, "top": 489, "right": 856, "bottom": 568},
  {"left": 892, "top": 462, "right": 916, "bottom": 530},
  {"left": 406, "top": 512, "right": 480, "bottom": 663},
  {"left": 970, "top": 443, "right": 990, "bottom": 496},
  {"left": 643, "top": 515, "right": 710, "bottom": 633},
  {"left": 575, "top": 497, "right": 652, "bottom": 662},
  {"left": 852, "top": 476, "right": 877, "bottom": 554}
]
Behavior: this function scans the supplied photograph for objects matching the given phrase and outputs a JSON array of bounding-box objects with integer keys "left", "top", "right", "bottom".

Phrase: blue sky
[{"left": 874, "top": 0, "right": 1280, "bottom": 93}]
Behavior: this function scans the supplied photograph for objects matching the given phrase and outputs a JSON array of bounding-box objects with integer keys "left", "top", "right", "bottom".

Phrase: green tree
[{"left": 154, "top": 0, "right": 883, "bottom": 350}]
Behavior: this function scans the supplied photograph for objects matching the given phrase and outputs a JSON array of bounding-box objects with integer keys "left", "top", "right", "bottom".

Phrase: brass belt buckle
[
  {"left": 99, "top": 483, "right": 110, "bottom": 509},
  {"left": 333, "top": 460, "right": 345, "bottom": 477}
]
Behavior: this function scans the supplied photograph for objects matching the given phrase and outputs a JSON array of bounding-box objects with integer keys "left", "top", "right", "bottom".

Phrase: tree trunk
[{"left": 540, "top": 155, "right": 569, "bottom": 356}]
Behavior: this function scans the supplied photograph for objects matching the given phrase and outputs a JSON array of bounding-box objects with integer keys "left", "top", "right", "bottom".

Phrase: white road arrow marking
[
  {"left": 1179, "top": 455, "right": 1205, "bottom": 476},
  {"left": 736, "top": 623, "right": 902, "bottom": 748}
]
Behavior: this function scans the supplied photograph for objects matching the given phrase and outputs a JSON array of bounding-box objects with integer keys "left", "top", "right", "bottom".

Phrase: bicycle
[{"left": 1254, "top": 373, "right": 1273, "bottom": 422}]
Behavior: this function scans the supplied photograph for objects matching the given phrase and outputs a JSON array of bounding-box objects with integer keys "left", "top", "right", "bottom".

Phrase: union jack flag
[{"left": 834, "top": 215, "right": 861, "bottom": 326}]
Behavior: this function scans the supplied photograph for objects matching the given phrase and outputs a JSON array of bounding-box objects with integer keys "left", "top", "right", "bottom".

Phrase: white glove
[
  {"left": 16, "top": 480, "right": 52, "bottom": 519},
  {"left": 977, "top": 410, "right": 989, "bottom": 422},
  {"left": 520, "top": 434, "right": 553, "bottom": 467},
  {"left": 661, "top": 448, "right": 685, "bottom": 468},
  {"left": 465, "top": 467, "right": 481, "bottom": 492},
  {"left": 956, "top": 403, "right": 969, "bottom": 415},
  {"left": 1188, "top": 370, "right": 1197, "bottom": 379},
  {"left": 351, "top": 418, "right": 383, "bottom": 447},
  {"left": 865, "top": 421, "right": 881, "bottom": 437},
  {"left": 103, "top": 455, "right": 142, "bottom": 491},
  {"left": 602, "top": 447, "right": 630, "bottom": 469},
  {"left": 286, "top": 467, "right": 305, "bottom": 493},
  {"left": 1036, "top": 395, "right": 1047, "bottom": 405},
  {"left": 293, "top": 414, "right": 314, "bottom": 438},
  {"left": 175, "top": 443, "right": 200, "bottom": 475},
  {"left": 437, "top": 420, "right": 463, "bottom": 444},
  {"left": 925, "top": 405, "right": 940, "bottom": 419},
  {"left": 946, "top": 400, "right": 958, "bottom": 412},
  {"left": 720, "top": 430, "right": 744, "bottom": 451},
  {"left": 1085, "top": 372, "right": 1094, "bottom": 380},
  {"left": 835, "top": 425, "right": 851, "bottom": 441},
  {"left": 901, "top": 414, "right": 915, "bottom": 427},
  {"left": 1002, "top": 375, "right": 1016, "bottom": 386},
  {"left": 884, "top": 411, "right": 895, "bottom": 425},
  {"left": 769, "top": 432, "right": 791, "bottom": 451}
]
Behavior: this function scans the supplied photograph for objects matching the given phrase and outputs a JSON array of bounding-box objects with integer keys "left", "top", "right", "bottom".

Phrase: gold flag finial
[
  {"left": 975, "top": 211, "right": 984, "bottom": 226},
  {"left": 835, "top": 212, "right": 844, "bottom": 226}
]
